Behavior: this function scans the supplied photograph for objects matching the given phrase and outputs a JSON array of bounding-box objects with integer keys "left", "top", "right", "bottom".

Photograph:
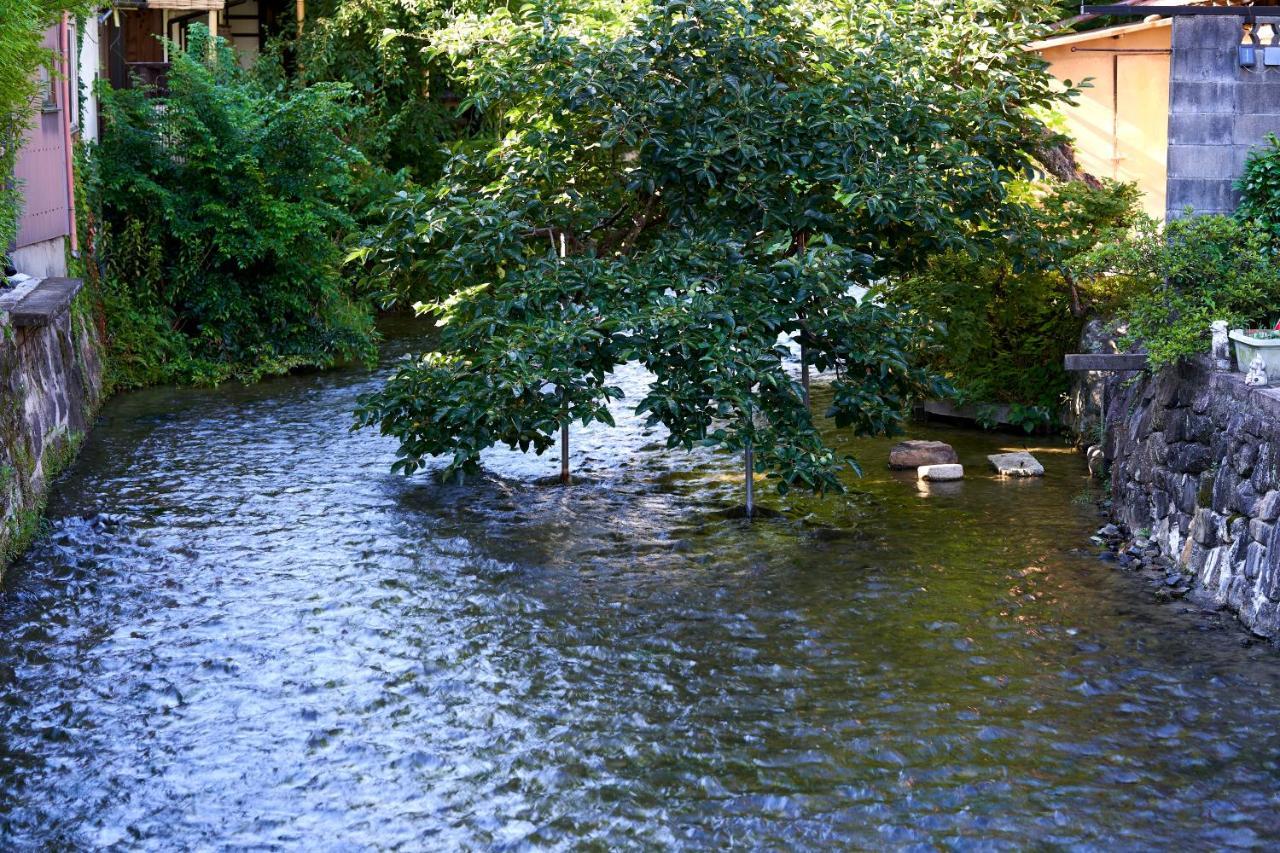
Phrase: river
[{"left": 2, "top": 321, "right": 1280, "bottom": 849}]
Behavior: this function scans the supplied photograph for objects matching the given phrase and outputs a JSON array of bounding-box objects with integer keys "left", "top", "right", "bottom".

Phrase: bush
[
  {"left": 1237, "top": 132, "right": 1280, "bottom": 239},
  {"left": 86, "top": 27, "right": 376, "bottom": 388},
  {"left": 887, "top": 180, "right": 1141, "bottom": 424},
  {"left": 1082, "top": 214, "right": 1280, "bottom": 368}
]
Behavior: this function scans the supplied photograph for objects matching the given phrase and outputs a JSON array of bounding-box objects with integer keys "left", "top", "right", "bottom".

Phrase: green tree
[
  {"left": 354, "top": 0, "right": 1069, "bottom": 512},
  {"left": 297, "top": 0, "right": 467, "bottom": 182}
]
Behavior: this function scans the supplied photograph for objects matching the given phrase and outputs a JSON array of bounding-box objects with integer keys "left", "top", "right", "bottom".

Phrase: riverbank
[
  {"left": 0, "top": 276, "right": 104, "bottom": 572},
  {"left": 1099, "top": 357, "right": 1280, "bottom": 638}
]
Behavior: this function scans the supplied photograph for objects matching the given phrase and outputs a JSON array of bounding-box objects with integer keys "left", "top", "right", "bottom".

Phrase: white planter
[{"left": 1229, "top": 330, "right": 1280, "bottom": 380}]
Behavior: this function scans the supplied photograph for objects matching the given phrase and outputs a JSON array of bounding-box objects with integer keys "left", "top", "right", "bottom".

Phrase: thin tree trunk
[
  {"left": 744, "top": 440, "right": 755, "bottom": 520},
  {"left": 794, "top": 232, "right": 811, "bottom": 409},
  {"left": 801, "top": 342, "right": 810, "bottom": 408},
  {"left": 560, "top": 421, "right": 570, "bottom": 485}
]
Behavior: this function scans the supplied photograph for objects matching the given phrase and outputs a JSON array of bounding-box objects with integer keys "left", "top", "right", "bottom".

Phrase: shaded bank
[{"left": 0, "top": 278, "right": 104, "bottom": 570}]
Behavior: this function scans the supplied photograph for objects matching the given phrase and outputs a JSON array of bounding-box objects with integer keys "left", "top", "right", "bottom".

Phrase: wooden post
[
  {"left": 296, "top": 0, "right": 306, "bottom": 35},
  {"left": 744, "top": 440, "right": 755, "bottom": 519},
  {"left": 207, "top": 9, "right": 217, "bottom": 57}
]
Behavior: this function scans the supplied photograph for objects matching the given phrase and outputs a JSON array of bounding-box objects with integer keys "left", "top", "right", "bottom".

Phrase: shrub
[
  {"left": 86, "top": 27, "right": 376, "bottom": 388},
  {"left": 1237, "top": 132, "right": 1280, "bottom": 239},
  {"left": 1081, "top": 214, "right": 1280, "bottom": 368},
  {"left": 888, "top": 180, "right": 1141, "bottom": 422}
]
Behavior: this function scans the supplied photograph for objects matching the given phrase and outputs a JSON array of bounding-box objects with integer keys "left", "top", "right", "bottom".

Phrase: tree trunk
[
  {"left": 800, "top": 342, "right": 810, "bottom": 408},
  {"left": 560, "top": 422, "right": 570, "bottom": 485},
  {"left": 744, "top": 440, "right": 755, "bottom": 520}
]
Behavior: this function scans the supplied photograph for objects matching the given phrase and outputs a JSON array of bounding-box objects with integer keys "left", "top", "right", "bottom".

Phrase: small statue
[
  {"left": 1211, "top": 320, "right": 1231, "bottom": 370},
  {"left": 1246, "top": 353, "right": 1269, "bottom": 388}
]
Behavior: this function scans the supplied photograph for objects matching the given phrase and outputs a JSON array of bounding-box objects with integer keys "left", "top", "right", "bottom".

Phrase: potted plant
[{"left": 1229, "top": 323, "right": 1280, "bottom": 379}]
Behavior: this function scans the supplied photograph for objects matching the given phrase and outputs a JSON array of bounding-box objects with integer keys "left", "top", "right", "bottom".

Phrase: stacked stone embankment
[
  {"left": 1104, "top": 358, "right": 1280, "bottom": 636},
  {"left": 0, "top": 277, "right": 103, "bottom": 571}
]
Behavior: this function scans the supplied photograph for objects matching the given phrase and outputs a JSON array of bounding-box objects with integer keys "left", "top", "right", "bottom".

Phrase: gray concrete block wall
[{"left": 1167, "top": 16, "right": 1280, "bottom": 220}]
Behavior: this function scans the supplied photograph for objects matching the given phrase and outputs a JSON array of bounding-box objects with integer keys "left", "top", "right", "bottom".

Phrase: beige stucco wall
[{"left": 1034, "top": 22, "right": 1172, "bottom": 220}]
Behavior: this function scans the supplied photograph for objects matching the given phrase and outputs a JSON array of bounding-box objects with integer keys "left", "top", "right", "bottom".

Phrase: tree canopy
[{"left": 353, "top": 0, "right": 1072, "bottom": 496}]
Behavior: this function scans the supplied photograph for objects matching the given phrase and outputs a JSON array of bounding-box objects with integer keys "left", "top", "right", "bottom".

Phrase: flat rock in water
[
  {"left": 889, "top": 440, "right": 958, "bottom": 470},
  {"left": 918, "top": 463, "right": 964, "bottom": 482},
  {"left": 988, "top": 451, "right": 1045, "bottom": 478}
]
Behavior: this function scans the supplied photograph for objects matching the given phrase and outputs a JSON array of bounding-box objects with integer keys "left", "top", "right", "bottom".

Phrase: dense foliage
[
  {"left": 86, "top": 29, "right": 376, "bottom": 388},
  {"left": 0, "top": 0, "right": 91, "bottom": 255},
  {"left": 889, "top": 180, "right": 1140, "bottom": 429},
  {"left": 1083, "top": 214, "right": 1280, "bottom": 369},
  {"left": 353, "top": 0, "right": 1072, "bottom": 493},
  {"left": 1237, "top": 133, "right": 1280, "bottom": 240},
  {"left": 297, "top": 0, "right": 465, "bottom": 182}
]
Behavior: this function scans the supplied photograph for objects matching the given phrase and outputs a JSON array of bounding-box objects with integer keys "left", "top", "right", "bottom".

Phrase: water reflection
[{"left": 2, "top": 321, "right": 1279, "bottom": 848}]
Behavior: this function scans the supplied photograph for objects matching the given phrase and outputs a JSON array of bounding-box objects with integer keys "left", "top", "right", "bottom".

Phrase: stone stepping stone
[
  {"left": 988, "top": 451, "right": 1044, "bottom": 478},
  {"left": 918, "top": 463, "right": 963, "bottom": 482},
  {"left": 889, "top": 440, "right": 958, "bottom": 470}
]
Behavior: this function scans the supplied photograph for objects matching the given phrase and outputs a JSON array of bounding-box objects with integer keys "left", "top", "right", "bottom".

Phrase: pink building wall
[{"left": 11, "top": 23, "right": 73, "bottom": 276}]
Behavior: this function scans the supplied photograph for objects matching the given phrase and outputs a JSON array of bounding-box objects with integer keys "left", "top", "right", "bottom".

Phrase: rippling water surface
[{"left": 3, "top": 321, "right": 1280, "bottom": 849}]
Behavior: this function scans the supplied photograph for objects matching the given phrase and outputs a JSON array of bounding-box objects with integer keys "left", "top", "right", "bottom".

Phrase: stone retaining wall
[
  {"left": 1103, "top": 358, "right": 1280, "bottom": 636},
  {"left": 0, "top": 278, "right": 104, "bottom": 571}
]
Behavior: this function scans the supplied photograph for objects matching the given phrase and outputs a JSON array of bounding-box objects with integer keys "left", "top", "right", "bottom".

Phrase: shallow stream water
[{"left": 3, "top": 321, "right": 1280, "bottom": 849}]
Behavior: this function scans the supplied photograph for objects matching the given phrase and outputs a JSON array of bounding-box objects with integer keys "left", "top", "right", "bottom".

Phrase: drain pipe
[{"left": 61, "top": 12, "right": 78, "bottom": 256}]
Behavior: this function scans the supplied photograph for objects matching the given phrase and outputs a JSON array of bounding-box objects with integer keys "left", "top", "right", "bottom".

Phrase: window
[{"left": 38, "top": 65, "right": 58, "bottom": 113}]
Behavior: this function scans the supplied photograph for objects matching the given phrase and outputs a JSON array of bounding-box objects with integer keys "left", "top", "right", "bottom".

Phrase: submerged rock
[
  {"left": 988, "top": 451, "right": 1045, "bottom": 478},
  {"left": 889, "top": 440, "right": 958, "bottom": 470},
  {"left": 1087, "top": 444, "right": 1107, "bottom": 478}
]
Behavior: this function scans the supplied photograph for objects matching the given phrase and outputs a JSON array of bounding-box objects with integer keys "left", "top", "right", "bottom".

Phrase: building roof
[{"left": 1028, "top": 17, "right": 1172, "bottom": 52}]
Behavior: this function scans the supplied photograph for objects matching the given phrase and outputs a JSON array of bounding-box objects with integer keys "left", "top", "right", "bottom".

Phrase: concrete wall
[
  {"left": 79, "top": 13, "right": 101, "bottom": 144},
  {"left": 1166, "top": 15, "right": 1280, "bottom": 220},
  {"left": 0, "top": 278, "right": 104, "bottom": 571},
  {"left": 10, "top": 236, "right": 68, "bottom": 279}
]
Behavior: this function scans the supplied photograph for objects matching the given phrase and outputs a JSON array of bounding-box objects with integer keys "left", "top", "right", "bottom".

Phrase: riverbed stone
[
  {"left": 988, "top": 452, "right": 1045, "bottom": 478},
  {"left": 889, "top": 440, "right": 958, "bottom": 470},
  {"left": 918, "top": 463, "right": 963, "bottom": 482}
]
